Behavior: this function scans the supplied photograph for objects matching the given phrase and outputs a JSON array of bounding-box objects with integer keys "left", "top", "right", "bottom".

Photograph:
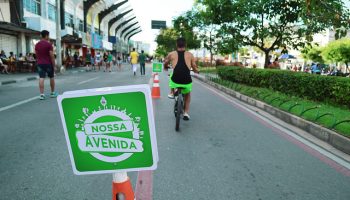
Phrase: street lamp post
[{"left": 56, "top": 0, "right": 62, "bottom": 72}]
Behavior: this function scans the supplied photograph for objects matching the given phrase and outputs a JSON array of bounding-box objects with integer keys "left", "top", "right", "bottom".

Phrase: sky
[
  {"left": 345, "top": 0, "right": 350, "bottom": 7},
  {"left": 127, "top": 0, "right": 195, "bottom": 53}
]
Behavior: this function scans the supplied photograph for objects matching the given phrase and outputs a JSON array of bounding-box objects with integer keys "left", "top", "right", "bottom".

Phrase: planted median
[{"left": 205, "top": 66, "right": 350, "bottom": 137}]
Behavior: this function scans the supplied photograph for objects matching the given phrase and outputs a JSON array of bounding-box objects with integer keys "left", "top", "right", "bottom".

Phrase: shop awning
[
  {"left": 62, "top": 34, "right": 82, "bottom": 46},
  {"left": 0, "top": 22, "right": 39, "bottom": 35}
]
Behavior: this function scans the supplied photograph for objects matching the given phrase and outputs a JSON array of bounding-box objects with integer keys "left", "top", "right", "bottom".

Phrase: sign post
[
  {"left": 56, "top": 0, "right": 62, "bottom": 72},
  {"left": 57, "top": 85, "right": 158, "bottom": 199}
]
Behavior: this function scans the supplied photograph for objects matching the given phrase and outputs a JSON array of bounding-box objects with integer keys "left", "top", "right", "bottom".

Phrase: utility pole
[{"left": 56, "top": 0, "right": 62, "bottom": 71}]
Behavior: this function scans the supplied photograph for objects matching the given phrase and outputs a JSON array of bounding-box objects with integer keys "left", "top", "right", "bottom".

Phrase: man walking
[
  {"left": 107, "top": 52, "right": 113, "bottom": 72},
  {"left": 139, "top": 50, "right": 146, "bottom": 75},
  {"left": 130, "top": 48, "right": 139, "bottom": 76},
  {"left": 85, "top": 50, "right": 92, "bottom": 72},
  {"left": 35, "top": 30, "right": 58, "bottom": 100},
  {"left": 117, "top": 54, "right": 122, "bottom": 71},
  {"left": 73, "top": 52, "right": 79, "bottom": 67}
]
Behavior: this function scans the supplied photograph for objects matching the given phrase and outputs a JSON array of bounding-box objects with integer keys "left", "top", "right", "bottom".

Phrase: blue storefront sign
[{"left": 91, "top": 32, "right": 103, "bottom": 49}]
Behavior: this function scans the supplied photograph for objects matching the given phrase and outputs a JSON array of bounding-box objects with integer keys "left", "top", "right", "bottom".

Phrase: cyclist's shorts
[{"left": 169, "top": 74, "right": 192, "bottom": 94}]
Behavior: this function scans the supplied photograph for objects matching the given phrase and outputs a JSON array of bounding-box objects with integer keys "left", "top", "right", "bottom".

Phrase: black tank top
[{"left": 171, "top": 51, "right": 192, "bottom": 84}]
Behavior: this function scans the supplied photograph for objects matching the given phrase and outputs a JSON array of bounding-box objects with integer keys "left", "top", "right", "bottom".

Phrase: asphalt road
[{"left": 0, "top": 64, "right": 350, "bottom": 200}]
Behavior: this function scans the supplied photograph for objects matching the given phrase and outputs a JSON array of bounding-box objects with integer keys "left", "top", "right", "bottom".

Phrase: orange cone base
[
  {"left": 112, "top": 179, "right": 135, "bottom": 200},
  {"left": 152, "top": 84, "right": 161, "bottom": 98}
]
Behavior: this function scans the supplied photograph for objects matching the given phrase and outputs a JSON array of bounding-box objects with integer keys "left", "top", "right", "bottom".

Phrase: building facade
[{"left": 0, "top": 0, "right": 141, "bottom": 60}]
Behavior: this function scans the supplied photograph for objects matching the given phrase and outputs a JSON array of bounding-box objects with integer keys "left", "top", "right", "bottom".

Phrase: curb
[
  {"left": 0, "top": 69, "right": 86, "bottom": 87},
  {"left": 194, "top": 74, "right": 350, "bottom": 155},
  {"left": 0, "top": 76, "right": 38, "bottom": 86}
]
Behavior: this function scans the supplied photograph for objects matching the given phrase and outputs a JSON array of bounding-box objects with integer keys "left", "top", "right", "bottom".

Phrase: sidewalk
[{"left": 0, "top": 67, "right": 86, "bottom": 86}]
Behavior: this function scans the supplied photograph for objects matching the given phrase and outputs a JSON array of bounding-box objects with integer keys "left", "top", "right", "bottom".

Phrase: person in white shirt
[{"left": 95, "top": 52, "right": 102, "bottom": 71}]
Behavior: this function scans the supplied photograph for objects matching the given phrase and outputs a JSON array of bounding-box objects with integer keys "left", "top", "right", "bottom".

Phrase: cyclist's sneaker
[
  {"left": 50, "top": 92, "right": 59, "bottom": 98},
  {"left": 168, "top": 93, "right": 175, "bottom": 99},
  {"left": 39, "top": 94, "right": 45, "bottom": 100},
  {"left": 183, "top": 113, "right": 190, "bottom": 121}
]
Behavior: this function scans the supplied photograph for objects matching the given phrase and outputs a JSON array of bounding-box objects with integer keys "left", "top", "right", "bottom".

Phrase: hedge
[{"left": 217, "top": 67, "right": 350, "bottom": 108}]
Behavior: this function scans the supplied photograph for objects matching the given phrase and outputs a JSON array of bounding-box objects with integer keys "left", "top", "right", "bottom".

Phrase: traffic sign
[
  {"left": 152, "top": 62, "right": 163, "bottom": 73},
  {"left": 151, "top": 20, "right": 166, "bottom": 29},
  {"left": 57, "top": 85, "right": 158, "bottom": 175}
]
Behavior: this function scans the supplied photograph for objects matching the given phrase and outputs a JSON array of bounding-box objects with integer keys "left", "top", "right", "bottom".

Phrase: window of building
[
  {"left": 78, "top": 20, "right": 84, "bottom": 32},
  {"left": 65, "top": 12, "right": 74, "bottom": 28},
  {"left": 23, "top": 0, "right": 41, "bottom": 15},
  {"left": 47, "top": 3, "right": 56, "bottom": 21}
]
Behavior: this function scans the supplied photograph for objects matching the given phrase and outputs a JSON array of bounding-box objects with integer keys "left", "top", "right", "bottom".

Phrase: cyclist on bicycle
[{"left": 164, "top": 38, "right": 199, "bottom": 120}]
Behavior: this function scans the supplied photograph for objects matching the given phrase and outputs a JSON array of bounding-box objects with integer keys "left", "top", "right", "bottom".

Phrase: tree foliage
[
  {"left": 155, "top": 28, "right": 178, "bottom": 57},
  {"left": 238, "top": 47, "right": 249, "bottom": 56},
  {"left": 154, "top": 45, "right": 168, "bottom": 58},
  {"left": 301, "top": 46, "right": 324, "bottom": 63},
  {"left": 322, "top": 38, "right": 350, "bottom": 68},
  {"left": 154, "top": 14, "right": 200, "bottom": 58},
  {"left": 185, "top": 9, "right": 220, "bottom": 64},
  {"left": 172, "top": 13, "right": 201, "bottom": 50},
  {"left": 306, "top": 0, "right": 350, "bottom": 39},
  {"left": 193, "top": 0, "right": 350, "bottom": 67}
]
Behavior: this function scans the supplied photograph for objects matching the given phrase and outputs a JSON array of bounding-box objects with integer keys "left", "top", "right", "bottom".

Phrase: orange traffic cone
[
  {"left": 152, "top": 74, "right": 161, "bottom": 99},
  {"left": 112, "top": 173, "right": 135, "bottom": 200}
]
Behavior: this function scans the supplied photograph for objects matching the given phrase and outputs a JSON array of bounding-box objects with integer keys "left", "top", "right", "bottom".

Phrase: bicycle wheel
[{"left": 175, "top": 91, "right": 183, "bottom": 131}]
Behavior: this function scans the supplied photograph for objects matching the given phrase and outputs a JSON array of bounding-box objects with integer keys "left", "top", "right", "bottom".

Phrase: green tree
[
  {"left": 196, "top": 0, "right": 349, "bottom": 68},
  {"left": 155, "top": 28, "right": 179, "bottom": 57},
  {"left": 155, "top": 15, "right": 200, "bottom": 58},
  {"left": 154, "top": 45, "right": 168, "bottom": 58},
  {"left": 306, "top": 0, "right": 350, "bottom": 39},
  {"left": 173, "top": 13, "right": 201, "bottom": 50},
  {"left": 238, "top": 47, "right": 249, "bottom": 56},
  {"left": 302, "top": 46, "right": 324, "bottom": 63},
  {"left": 174, "top": 6, "right": 241, "bottom": 65},
  {"left": 322, "top": 38, "right": 350, "bottom": 72},
  {"left": 188, "top": 8, "right": 220, "bottom": 65}
]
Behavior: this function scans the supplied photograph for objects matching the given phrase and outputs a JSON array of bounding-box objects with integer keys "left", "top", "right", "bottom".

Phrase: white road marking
[
  {"left": 0, "top": 96, "right": 38, "bottom": 113},
  {"left": 77, "top": 77, "right": 99, "bottom": 85}
]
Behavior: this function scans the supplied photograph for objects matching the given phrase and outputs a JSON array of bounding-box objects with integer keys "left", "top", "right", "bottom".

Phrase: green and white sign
[
  {"left": 57, "top": 85, "right": 158, "bottom": 175},
  {"left": 152, "top": 62, "right": 163, "bottom": 73}
]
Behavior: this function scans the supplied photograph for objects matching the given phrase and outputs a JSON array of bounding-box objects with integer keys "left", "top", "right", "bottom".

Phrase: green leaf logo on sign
[{"left": 57, "top": 85, "right": 158, "bottom": 175}]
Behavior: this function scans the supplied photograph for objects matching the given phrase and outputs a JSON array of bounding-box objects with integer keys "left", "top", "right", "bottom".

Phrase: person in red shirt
[{"left": 35, "top": 30, "right": 58, "bottom": 100}]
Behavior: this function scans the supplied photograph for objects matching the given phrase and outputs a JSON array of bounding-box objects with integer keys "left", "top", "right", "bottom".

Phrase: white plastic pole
[{"left": 113, "top": 172, "right": 128, "bottom": 183}]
